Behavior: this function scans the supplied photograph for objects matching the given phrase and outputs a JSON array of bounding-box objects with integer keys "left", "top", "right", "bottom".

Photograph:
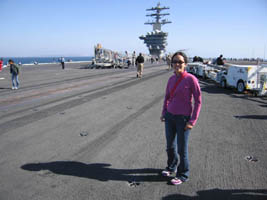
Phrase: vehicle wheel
[
  {"left": 220, "top": 79, "right": 226, "bottom": 88},
  {"left": 237, "top": 81, "right": 245, "bottom": 93}
]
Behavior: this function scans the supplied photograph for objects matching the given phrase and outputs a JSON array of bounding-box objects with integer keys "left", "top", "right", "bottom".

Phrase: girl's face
[{"left": 172, "top": 55, "right": 186, "bottom": 75}]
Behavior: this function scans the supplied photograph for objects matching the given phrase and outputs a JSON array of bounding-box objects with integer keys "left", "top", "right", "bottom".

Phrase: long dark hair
[{"left": 171, "top": 51, "right": 188, "bottom": 64}]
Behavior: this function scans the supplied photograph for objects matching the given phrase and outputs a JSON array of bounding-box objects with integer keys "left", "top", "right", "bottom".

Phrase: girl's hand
[{"left": 184, "top": 122, "right": 193, "bottom": 130}]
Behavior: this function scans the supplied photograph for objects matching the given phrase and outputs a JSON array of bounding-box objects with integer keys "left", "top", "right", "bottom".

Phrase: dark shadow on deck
[
  {"left": 199, "top": 79, "right": 235, "bottom": 95},
  {"left": 21, "top": 161, "right": 165, "bottom": 183},
  {"left": 234, "top": 115, "right": 267, "bottom": 120},
  {"left": 162, "top": 188, "right": 267, "bottom": 200},
  {"left": 198, "top": 79, "right": 267, "bottom": 106}
]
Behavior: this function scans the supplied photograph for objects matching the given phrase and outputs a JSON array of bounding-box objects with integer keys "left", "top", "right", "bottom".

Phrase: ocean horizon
[{"left": 1, "top": 56, "right": 93, "bottom": 65}]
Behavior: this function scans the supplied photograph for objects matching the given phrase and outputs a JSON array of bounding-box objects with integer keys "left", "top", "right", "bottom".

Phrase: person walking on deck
[
  {"left": 9, "top": 59, "right": 20, "bottom": 90},
  {"left": 0, "top": 58, "right": 3, "bottom": 71},
  {"left": 160, "top": 51, "right": 202, "bottom": 185},
  {"left": 61, "top": 57, "right": 65, "bottom": 69},
  {"left": 132, "top": 51, "right": 136, "bottom": 66},
  {"left": 135, "top": 53, "right": 144, "bottom": 78},
  {"left": 166, "top": 55, "right": 172, "bottom": 70}
]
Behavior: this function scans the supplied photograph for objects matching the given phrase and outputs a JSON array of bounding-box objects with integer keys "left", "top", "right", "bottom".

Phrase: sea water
[{"left": 1, "top": 56, "right": 93, "bottom": 65}]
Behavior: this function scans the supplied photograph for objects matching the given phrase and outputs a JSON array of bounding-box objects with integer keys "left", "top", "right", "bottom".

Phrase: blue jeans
[
  {"left": 12, "top": 73, "right": 19, "bottom": 88},
  {"left": 164, "top": 111, "right": 191, "bottom": 181}
]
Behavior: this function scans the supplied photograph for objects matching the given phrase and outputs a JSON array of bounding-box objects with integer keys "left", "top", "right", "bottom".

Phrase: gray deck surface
[{"left": 0, "top": 62, "right": 266, "bottom": 200}]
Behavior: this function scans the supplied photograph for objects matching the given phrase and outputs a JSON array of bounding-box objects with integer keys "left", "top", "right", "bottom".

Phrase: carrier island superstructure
[{"left": 139, "top": 2, "right": 172, "bottom": 58}]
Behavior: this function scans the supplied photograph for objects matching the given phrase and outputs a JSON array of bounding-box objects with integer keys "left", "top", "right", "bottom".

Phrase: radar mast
[{"left": 139, "top": 2, "right": 172, "bottom": 57}]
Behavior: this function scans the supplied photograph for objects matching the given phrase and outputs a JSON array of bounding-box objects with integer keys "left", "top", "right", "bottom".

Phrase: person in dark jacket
[
  {"left": 216, "top": 55, "right": 224, "bottom": 65},
  {"left": 135, "top": 53, "right": 144, "bottom": 78},
  {"left": 9, "top": 59, "right": 20, "bottom": 89},
  {"left": 61, "top": 57, "right": 65, "bottom": 69},
  {"left": 193, "top": 56, "right": 204, "bottom": 63}
]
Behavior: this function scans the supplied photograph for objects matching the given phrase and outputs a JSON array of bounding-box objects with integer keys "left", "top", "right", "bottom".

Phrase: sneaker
[
  {"left": 170, "top": 177, "right": 184, "bottom": 185},
  {"left": 11, "top": 87, "right": 15, "bottom": 90},
  {"left": 15, "top": 87, "right": 18, "bottom": 90}
]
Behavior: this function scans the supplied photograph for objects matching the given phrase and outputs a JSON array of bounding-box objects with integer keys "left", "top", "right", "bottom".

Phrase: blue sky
[{"left": 0, "top": 0, "right": 266, "bottom": 58}]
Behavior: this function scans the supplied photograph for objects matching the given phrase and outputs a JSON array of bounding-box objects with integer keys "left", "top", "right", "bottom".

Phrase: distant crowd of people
[{"left": 0, "top": 52, "right": 228, "bottom": 92}]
